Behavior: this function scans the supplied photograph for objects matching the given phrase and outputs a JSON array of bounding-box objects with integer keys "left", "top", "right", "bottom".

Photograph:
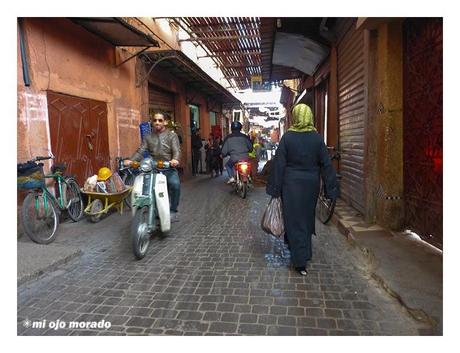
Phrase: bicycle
[
  {"left": 18, "top": 155, "right": 84, "bottom": 244},
  {"left": 316, "top": 148, "right": 341, "bottom": 224},
  {"left": 115, "top": 156, "right": 140, "bottom": 209}
]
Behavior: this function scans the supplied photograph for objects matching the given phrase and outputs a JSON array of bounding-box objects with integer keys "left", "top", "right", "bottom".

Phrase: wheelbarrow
[{"left": 81, "top": 187, "right": 133, "bottom": 223}]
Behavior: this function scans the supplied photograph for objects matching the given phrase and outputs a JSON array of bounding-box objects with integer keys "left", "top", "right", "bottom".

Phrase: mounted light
[
  {"left": 140, "top": 158, "right": 153, "bottom": 172},
  {"left": 238, "top": 162, "right": 250, "bottom": 174}
]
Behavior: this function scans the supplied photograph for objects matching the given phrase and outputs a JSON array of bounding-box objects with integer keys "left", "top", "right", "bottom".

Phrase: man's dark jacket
[{"left": 221, "top": 131, "right": 253, "bottom": 162}]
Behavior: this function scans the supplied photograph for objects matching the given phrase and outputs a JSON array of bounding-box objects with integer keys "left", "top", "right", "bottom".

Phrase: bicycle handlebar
[
  {"left": 28, "top": 155, "right": 54, "bottom": 163},
  {"left": 36, "top": 156, "right": 53, "bottom": 161}
]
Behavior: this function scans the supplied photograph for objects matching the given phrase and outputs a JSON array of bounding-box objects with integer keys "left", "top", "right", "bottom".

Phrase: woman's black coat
[{"left": 266, "top": 131, "right": 337, "bottom": 267}]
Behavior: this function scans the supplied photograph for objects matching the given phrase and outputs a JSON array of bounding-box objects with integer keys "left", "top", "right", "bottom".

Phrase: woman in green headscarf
[
  {"left": 266, "top": 104, "right": 337, "bottom": 276},
  {"left": 288, "top": 103, "right": 317, "bottom": 133}
]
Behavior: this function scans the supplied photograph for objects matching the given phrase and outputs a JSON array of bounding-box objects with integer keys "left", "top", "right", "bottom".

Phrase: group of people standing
[{"left": 191, "top": 129, "right": 224, "bottom": 178}]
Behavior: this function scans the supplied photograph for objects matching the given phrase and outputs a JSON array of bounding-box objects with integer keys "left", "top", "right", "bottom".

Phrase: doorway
[
  {"left": 189, "top": 104, "right": 200, "bottom": 132},
  {"left": 47, "top": 91, "right": 110, "bottom": 185}
]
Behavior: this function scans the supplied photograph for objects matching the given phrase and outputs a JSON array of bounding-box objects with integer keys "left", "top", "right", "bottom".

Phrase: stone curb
[
  {"left": 330, "top": 212, "right": 437, "bottom": 330},
  {"left": 17, "top": 246, "right": 83, "bottom": 286}
]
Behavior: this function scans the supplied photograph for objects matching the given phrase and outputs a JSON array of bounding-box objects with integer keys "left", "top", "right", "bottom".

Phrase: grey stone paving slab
[{"left": 17, "top": 174, "right": 431, "bottom": 336}]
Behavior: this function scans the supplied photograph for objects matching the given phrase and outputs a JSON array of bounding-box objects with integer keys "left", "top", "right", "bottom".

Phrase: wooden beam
[
  {"left": 179, "top": 35, "right": 259, "bottom": 42},
  {"left": 224, "top": 76, "right": 251, "bottom": 79},
  {"left": 218, "top": 64, "right": 260, "bottom": 68},
  {"left": 186, "top": 20, "right": 258, "bottom": 30},
  {"left": 190, "top": 27, "right": 259, "bottom": 34},
  {"left": 197, "top": 51, "right": 260, "bottom": 58}
]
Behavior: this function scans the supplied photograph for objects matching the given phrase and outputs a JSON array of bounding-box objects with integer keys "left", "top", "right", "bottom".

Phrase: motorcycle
[
  {"left": 130, "top": 158, "right": 171, "bottom": 260},
  {"left": 232, "top": 160, "right": 252, "bottom": 199}
]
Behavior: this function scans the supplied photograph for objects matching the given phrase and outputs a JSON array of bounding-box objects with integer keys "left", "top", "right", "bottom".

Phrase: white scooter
[{"left": 130, "top": 158, "right": 171, "bottom": 259}]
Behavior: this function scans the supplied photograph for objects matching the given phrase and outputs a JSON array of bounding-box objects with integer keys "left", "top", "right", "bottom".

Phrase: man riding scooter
[
  {"left": 124, "top": 112, "right": 181, "bottom": 222},
  {"left": 221, "top": 121, "right": 253, "bottom": 184}
]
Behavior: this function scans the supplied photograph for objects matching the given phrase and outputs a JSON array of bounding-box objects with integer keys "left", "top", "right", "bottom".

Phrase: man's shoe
[
  {"left": 226, "top": 177, "right": 235, "bottom": 184},
  {"left": 171, "top": 212, "right": 179, "bottom": 223}
]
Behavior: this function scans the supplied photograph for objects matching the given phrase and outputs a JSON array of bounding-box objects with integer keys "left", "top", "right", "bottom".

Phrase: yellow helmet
[{"left": 97, "top": 167, "right": 112, "bottom": 181}]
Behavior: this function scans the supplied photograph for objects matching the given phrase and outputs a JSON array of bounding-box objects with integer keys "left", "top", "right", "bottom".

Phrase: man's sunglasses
[{"left": 153, "top": 119, "right": 164, "bottom": 122}]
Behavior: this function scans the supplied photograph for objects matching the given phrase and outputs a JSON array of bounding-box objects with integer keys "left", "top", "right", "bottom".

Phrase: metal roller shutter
[
  {"left": 148, "top": 85, "right": 175, "bottom": 118},
  {"left": 337, "top": 23, "right": 366, "bottom": 213}
]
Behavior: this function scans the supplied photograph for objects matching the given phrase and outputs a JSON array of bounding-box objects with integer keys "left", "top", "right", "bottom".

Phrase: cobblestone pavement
[{"left": 17, "top": 175, "right": 427, "bottom": 336}]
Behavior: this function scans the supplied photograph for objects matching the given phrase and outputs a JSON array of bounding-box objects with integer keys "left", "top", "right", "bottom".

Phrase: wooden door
[
  {"left": 47, "top": 91, "right": 110, "bottom": 185},
  {"left": 403, "top": 18, "right": 443, "bottom": 248}
]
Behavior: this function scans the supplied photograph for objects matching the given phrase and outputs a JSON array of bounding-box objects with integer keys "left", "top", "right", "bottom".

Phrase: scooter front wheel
[{"left": 131, "top": 206, "right": 150, "bottom": 260}]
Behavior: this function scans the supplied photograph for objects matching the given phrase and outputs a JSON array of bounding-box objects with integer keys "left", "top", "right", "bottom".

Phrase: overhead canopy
[
  {"left": 272, "top": 32, "right": 329, "bottom": 76},
  {"left": 141, "top": 50, "right": 241, "bottom": 106},
  {"left": 178, "top": 17, "right": 261, "bottom": 90},
  {"left": 260, "top": 17, "right": 337, "bottom": 82},
  {"left": 71, "top": 17, "right": 160, "bottom": 47}
]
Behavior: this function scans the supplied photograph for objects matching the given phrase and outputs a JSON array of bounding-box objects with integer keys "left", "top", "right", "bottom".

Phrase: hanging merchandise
[
  {"left": 139, "top": 121, "right": 152, "bottom": 141},
  {"left": 139, "top": 121, "right": 152, "bottom": 158}
]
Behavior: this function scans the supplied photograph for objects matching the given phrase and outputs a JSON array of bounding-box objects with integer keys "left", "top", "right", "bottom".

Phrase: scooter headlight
[{"left": 140, "top": 158, "right": 153, "bottom": 172}]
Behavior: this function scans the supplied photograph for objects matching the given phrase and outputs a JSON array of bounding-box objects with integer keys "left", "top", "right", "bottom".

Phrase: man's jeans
[
  {"left": 225, "top": 159, "right": 236, "bottom": 178},
  {"left": 162, "top": 169, "right": 180, "bottom": 213}
]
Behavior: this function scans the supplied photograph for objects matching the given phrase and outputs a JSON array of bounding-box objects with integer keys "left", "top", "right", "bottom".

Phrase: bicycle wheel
[
  {"left": 21, "top": 191, "right": 59, "bottom": 244},
  {"left": 64, "top": 177, "right": 83, "bottom": 222},
  {"left": 316, "top": 182, "right": 336, "bottom": 224}
]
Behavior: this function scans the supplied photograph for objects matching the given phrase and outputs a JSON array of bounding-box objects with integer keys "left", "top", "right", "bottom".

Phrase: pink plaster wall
[{"left": 17, "top": 18, "right": 144, "bottom": 170}]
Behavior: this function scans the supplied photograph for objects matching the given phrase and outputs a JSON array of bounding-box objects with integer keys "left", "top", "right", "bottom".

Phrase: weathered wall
[
  {"left": 17, "top": 18, "right": 144, "bottom": 171},
  {"left": 18, "top": 17, "right": 234, "bottom": 183},
  {"left": 372, "top": 22, "right": 404, "bottom": 229}
]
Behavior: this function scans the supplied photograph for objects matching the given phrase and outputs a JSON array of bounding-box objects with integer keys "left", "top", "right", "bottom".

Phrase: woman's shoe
[{"left": 295, "top": 267, "right": 307, "bottom": 276}]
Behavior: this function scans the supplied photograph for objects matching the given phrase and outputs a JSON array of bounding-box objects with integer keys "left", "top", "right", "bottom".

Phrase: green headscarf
[{"left": 288, "top": 104, "right": 317, "bottom": 132}]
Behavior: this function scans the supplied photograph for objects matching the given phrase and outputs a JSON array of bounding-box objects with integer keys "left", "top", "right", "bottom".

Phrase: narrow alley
[
  {"left": 15, "top": 15, "right": 443, "bottom": 340},
  {"left": 17, "top": 176, "right": 426, "bottom": 336}
]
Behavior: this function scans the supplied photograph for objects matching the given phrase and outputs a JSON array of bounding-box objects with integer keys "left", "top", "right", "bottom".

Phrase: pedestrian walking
[
  {"left": 248, "top": 135, "right": 261, "bottom": 178},
  {"left": 209, "top": 138, "right": 222, "bottom": 177},
  {"left": 266, "top": 104, "right": 338, "bottom": 276},
  {"left": 204, "top": 134, "right": 214, "bottom": 174},
  {"left": 200, "top": 138, "right": 207, "bottom": 174},
  {"left": 216, "top": 136, "right": 224, "bottom": 175},
  {"left": 191, "top": 129, "right": 202, "bottom": 176}
]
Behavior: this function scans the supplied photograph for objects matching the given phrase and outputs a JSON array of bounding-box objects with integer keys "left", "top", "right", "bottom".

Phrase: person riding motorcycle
[
  {"left": 123, "top": 112, "right": 181, "bottom": 222},
  {"left": 221, "top": 121, "right": 253, "bottom": 184}
]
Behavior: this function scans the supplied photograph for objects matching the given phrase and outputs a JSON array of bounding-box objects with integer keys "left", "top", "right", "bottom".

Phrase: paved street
[{"left": 17, "top": 175, "right": 426, "bottom": 336}]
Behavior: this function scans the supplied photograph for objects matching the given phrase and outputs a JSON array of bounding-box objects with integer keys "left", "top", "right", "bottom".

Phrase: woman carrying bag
[{"left": 266, "top": 104, "right": 338, "bottom": 276}]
